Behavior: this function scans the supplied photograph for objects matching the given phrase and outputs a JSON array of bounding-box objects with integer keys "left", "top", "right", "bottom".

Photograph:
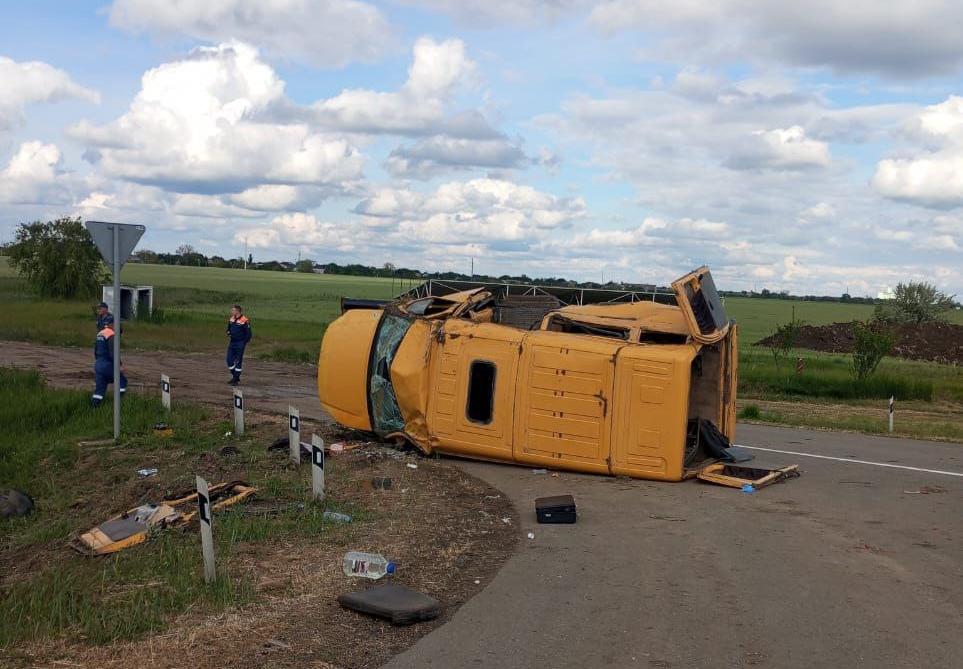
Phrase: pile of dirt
[{"left": 755, "top": 321, "right": 963, "bottom": 365}]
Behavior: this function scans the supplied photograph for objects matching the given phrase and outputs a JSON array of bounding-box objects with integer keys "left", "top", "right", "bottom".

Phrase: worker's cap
[{"left": 97, "top": 301, "right": 109, "bottom": 309}]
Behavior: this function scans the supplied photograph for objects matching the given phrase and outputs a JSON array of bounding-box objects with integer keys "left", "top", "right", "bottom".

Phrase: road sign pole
[
  {"left": 311, "top": 434, "right": 325, "bottom": 501},
  {"left": 196, "top": 475, "right": 216, "bottom": 583},
  {"left": 234, "top": 389, "right": 244, "bottom": 435},
  {"left": 288, "top": 406, "right": 300, "bottom": 465},
  {"left": 112, "top": 226, "right": 121, "bottom": 440}
]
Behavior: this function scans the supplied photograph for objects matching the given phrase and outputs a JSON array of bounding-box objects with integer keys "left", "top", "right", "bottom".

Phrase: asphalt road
[{"left": 386, "top": 424, "right": 963, "bottom": 669}]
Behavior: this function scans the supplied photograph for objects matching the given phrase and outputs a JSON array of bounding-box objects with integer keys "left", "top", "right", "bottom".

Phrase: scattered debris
[
  {"left": 406, "top": 463, "right": 418, "bottom": 469},
  {"left": 329, "top": 442, "right": 345, "bottom": 453},
  {"left": 532, "top": 469, "right": 548, "bottom": 475},
  {"left": 136, "top": 468, "right": 158, "bottom": 478},
  {"left": 535, "top": 495, "right": 577, "bottom": 524},
  {"left": 342, "top": 551, "right": 396, "bottom": 579},
  {"left": 474, "top": 579, "right": 481, "bottom": 585},
  {"left": 223, "top": 431, "right": 233, "bottom": 437},
  {"left": 71, "top": 481, "right": 256, "bottom": 555},
  {"left": 152, "top": 422, "right": 173, "bottom": 437},
  {"left": 550, "top": 472, "right": 559, "bottom": 478},
  {"left": 501, "top": 517, "right": 512, "bottom": 524},
  {"left": 649, "top": 514, "right": 686, "bottom": 522},
  {"left": 219, "top": 445, "right": 240, "bottom": 457},
  {"left": 322, "top": 511, "right": 352, "bottom": 523},
  {"left": 371, "top": 476, "right": 393, "bottom": 490},
  {"left": 0, "top": 489, "right": 34, "bottom": 518},
  {"left": 697, "top": 463, "right": 800, "bottom": 490},
  {"left": 338, "top": 584, "right": 441, "bottom": 625},
  {"left": 903, "top": 485, "right": 947, "bottom": 494},
  {"left": 526, "top": 532, "right": 535, "bottom": 540},
  {"left": 741, "top": 484, "right": 755, "bottom": 494},
  {"left": 264, "top": 639, "right": 291, "bottom": 651}
]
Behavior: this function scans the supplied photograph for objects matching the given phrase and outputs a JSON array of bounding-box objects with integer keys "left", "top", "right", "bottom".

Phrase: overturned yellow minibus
[{"left": 318, "top": 267, "right": 738, "bottom": 481}]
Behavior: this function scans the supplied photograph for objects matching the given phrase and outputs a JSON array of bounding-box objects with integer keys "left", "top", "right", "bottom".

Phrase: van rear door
[{"left": 671, "top": 266, "right": 731, "bottom": 344}]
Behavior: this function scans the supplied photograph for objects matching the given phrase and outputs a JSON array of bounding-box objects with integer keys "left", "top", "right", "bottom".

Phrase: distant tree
[
  {"left": 874, "top": 281, "right": 956, "bottom": 324},
  {"left": 7, "top": 217, "right": 106, "bottom": 299},
  {"left": 295, "top": 259, "right": 314, "bottom": 273},
  {"left": 175, "top": 243, "right": 196, "bottom": 256},
  {"left": 247, "top": 253, "right": 253, "bottom": 266}
]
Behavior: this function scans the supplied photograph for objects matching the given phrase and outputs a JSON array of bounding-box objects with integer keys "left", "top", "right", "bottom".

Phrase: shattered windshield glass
[{"left": 368, "top": 314, "right": 412, "bottom": 435}]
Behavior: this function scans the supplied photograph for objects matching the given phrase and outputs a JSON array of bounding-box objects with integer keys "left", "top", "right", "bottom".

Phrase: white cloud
[
  {"left": 237, "top": 212, "right": 358, "bottom": 251},
  {"left": 727, "top": 126, "right": 830, "bottom": 170},
  {"left": 108, "top": 0, "right": 394, "bottom": 68},
  {"left": 306, "top": 38, "right": 477, "bottom": 135},
  {"left": 0, "top": 56, "right": 98, "bottom": 132},
  {"left": 69, "top": 42, "right": 364, "bottom": 194},
  {"left": 873, "top": 96, "right": 963, "bottom": 207},
  {"left": 385, "top": 136, "right": 525, "bottom": 179},
  {"left": 0, "top": 141, "right": 74, "bottom": 205},
  {"left": 355, "top": 178, "right": 586, "bottom": 244},
  {"left": 400, "top": 1, "right": 587, "bottom": 26},
  {"left": 589, "top": 1, "right": 963, "bottom": 78}
]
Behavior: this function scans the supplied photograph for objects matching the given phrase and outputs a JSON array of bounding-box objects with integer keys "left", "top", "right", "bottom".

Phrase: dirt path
[{"left": 0, "top": 340, "right": 326, "bottom": 420}]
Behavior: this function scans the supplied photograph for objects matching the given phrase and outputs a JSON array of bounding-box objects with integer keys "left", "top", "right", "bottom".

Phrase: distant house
[{"left": 313, "top": 264, "right": 326, "bottom": 274}]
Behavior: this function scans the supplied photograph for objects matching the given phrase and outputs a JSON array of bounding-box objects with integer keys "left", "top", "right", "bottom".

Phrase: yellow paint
[
  {"left": 317, "top": 268, "right": 742, "bottom": 481},
  {"left": 317, "top": 308, "right": 382, "bottom": 431}
]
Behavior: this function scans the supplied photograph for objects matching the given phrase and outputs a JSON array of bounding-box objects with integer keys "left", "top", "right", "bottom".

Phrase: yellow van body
[{"left": 318, "top": 267, "right": 738, "bottom": 481}]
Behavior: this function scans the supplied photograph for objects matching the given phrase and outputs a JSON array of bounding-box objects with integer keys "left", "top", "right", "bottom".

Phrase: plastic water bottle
[
  {"left": 323, "top": 511, "right": 352, "bottom": 523},
  {"left": 741, "top": 483, "right": 755, "bottom": 494},
  {"left": 343, "top": 551, "right": 396, "bottom": 579}
]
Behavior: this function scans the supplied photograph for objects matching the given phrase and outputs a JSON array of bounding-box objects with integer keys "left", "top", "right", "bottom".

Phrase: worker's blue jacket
[
  {"left": 94, "top": 326, "right": 117, "bottom": 374},
  {"left": 96, "top": 313, "right": 114, "bottom": 330},
  {"left": 226, "top": 315, "right": 253, "bottom": 343}
]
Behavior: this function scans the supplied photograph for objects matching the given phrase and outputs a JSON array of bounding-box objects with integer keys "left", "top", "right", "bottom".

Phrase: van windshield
[{"left": 368, "top": 314, "right": 412, "bottom": 435}]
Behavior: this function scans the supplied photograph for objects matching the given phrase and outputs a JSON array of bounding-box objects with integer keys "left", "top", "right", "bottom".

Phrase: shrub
[
  {"left": 739, "top": 405, "right": 761, "bottom": 420},
  {"left": 766, "top": 310, "right": 804, "bottom": 370},
  {"left": 851, "top": 321, "right": 894, "bottom": 383}
]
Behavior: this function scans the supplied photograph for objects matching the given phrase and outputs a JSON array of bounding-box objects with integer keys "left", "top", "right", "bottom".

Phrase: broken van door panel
[
  {"left": 318, "top": 308, "right": 382, "bottom": 431},
  {"left": 512, "top": 333, "right": 618, "bottom": 476},
  {"left": 611, "top": 344, "right": 697, "bottom": 481},
  {"left": 388, "top": 318, "right": 435, "bottom": 449},
  {"left": 671, "top": 266, "right": 731, "bottom": 344},
  {"left": 428, "top": 320, "right": 522, "bottom": 461},
  {"left": 368, "top": 314, "right": 412, "bottom": 436}
]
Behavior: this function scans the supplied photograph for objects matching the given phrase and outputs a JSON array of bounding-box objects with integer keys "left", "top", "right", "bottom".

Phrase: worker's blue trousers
[
  {"left": 92, "top": 369, "right": 127, "bottom": 407},
  {"left": 227, "top": 342, "right": 247, "bottom": 380}
]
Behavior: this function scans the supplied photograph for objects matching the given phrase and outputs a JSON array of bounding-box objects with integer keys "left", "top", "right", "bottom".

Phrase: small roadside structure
[{"left": 101, "top": 284, "right": 154, "bottom": 319}]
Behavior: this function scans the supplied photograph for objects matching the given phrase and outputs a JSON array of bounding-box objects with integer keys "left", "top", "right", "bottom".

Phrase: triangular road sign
[{"left": 85, "top": 221, "right": 145, "bottom": 269}]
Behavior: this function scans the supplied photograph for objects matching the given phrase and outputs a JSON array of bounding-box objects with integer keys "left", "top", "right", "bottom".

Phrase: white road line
[{"left": 736, "top": 445, "right": 963, "bottom": 478}]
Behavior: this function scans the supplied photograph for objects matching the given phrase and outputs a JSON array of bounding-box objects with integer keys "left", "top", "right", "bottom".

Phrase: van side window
[{"left": 466, "top": 361, "right": 496, "bottom": 424}]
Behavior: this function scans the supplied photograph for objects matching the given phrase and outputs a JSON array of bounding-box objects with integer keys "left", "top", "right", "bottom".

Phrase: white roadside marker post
[
  {"left": 196, "top": 475, "right": 216, "bottom": 583},
  {"left": 233, "top": 389, "right": 244, "bottom": 435},
  {"left": 889, "top": 396, "right": 895, "bottom": 433},
  {"left": 288, "top": 406, "right": 300, "bottom": 465},
  {"left": 161, "top": 374, "right": 171, "bottom": 410},
  {"left": 311, "top": 434, "right": 325, "bottom": 502}
]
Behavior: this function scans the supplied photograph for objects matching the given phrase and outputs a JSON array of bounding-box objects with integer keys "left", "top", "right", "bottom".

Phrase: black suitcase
[{"left": 535, "top": 495, "right": 577, "bottom": 524}]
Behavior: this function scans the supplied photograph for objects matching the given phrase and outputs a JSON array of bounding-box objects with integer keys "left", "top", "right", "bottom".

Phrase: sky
[{"left": 0, "top": 1, "right": 961, "bottom": 296}]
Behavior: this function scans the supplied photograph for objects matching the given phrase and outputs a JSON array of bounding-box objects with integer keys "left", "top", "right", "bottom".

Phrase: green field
[{"left": 0, "top": 259, "right": 960, "bottom": 439}]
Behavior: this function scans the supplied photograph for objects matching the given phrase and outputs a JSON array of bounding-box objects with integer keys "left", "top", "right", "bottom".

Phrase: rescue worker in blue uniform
[
  {"left": 226, "top": 304, "right": 252, "bottom": 385},
  {"left": 96, "top": 301, "right": 114, "bottom": 331},
  {"left": 92, "top": 324, "right": 127, "bottom": 407}
]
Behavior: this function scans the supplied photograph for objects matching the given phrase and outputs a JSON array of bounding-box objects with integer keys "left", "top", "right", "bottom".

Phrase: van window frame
[{"left": 465, "top": 359, "right": 497, "bottom": 425}]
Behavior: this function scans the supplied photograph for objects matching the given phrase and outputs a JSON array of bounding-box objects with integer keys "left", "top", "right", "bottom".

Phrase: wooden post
[
  {"left": 195, "top": 475, "right": 216, "bottom": 583},
  {"left": 233, "top": 389, "right": 244, "bottom": 435},
  {"left": 288, "top": 406, "right": 300, "bottom": 465},
  {"left": 161, "top": 374, "right": 171, "bottom": 410},
  {"left": 311, "top": 434, "right": 325, "bottom": 501}
]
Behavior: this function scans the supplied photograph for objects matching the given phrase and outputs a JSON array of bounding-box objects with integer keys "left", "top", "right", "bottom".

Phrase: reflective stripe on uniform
[{"left": 92, "top": 394, "right": 104, "bottom": 400}]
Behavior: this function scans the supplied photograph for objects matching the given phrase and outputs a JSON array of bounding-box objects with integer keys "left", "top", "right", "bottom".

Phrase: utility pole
[
  {"left": 243, "top": 237, "right": 248, "bottom": 269},
  {"left": 471, "top": 257, "right": 474, "bottom": 280}
]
